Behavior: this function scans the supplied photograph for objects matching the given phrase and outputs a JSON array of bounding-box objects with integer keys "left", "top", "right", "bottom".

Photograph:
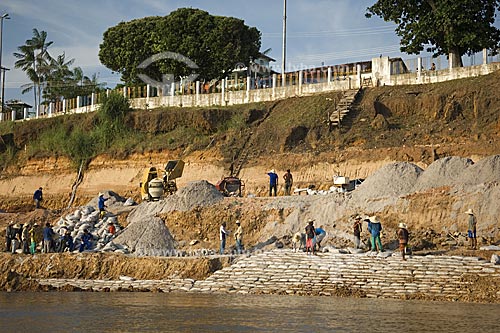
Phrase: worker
[
  {"left": 397, "top": 223, "right": 409, "bottom": 260},
  {"left": 219, "top": 222, "right": 230, "bottom": 255},
  {"left": 267, "top": 169, "right": 278, "bottom": 196},
  {"left": 283, "top": 169, "right": 293, "bottom": 196},
  {"left": 33, "top": 187, "right": 43, "bottom": 209},
  {"left": 234, "top": 220, "right": 243, "bottom": 254},
  {"left": 29, "top": 223, "right": 40, "bottom": 254},
  {"left": 98, "top": 192, "right": 108, "bottom": 219},
  {"left": 315, "top": 225, "right": 327, "bottom": 251},
  {"left": 79, "top": 229, "right": 93, "bottom": 252}
]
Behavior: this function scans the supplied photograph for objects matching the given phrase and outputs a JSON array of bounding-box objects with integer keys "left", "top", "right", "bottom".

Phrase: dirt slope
[{"left": 1, "top": 71, "right": 500, "bottom": 253}]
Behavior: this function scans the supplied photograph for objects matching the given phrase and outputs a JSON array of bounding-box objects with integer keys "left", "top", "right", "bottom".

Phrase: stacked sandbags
[{"left": 53, "top": 205, "right": 123, "bottom": 253}]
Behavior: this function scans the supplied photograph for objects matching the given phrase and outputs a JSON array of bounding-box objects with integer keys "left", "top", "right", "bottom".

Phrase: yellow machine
[{"left": 140, "top": 160, "right": 185, "bottom": 201}]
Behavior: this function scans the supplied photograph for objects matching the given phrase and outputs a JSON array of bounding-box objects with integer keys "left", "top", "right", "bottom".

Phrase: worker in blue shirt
[
  {"left": 267, "top": 169, "right": 278, "bottom": 196},
  {"left": 98, "top": 192, "right": 108, "bottom": 219},
  {"left": 315, "top": 226, "right": 327, "bottom": 251}
]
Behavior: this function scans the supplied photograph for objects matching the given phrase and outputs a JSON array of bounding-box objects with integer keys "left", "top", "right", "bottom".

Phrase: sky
[{"left": 0, "top": 0, "right": 470, "bottom": 106}]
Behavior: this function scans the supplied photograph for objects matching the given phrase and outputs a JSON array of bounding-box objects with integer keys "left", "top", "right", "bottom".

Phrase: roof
[{"left": 6, "top": 101, "right": 32, "bottom": 108}]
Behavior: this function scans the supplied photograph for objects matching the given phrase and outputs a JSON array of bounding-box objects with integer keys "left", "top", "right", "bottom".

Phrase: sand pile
[
  {"left": 413, "top": 156, "right": 473, "bottom": 192},
  {"left": 112, "top": 216, "right": 176, "bottom": 257},
  {"left": 352, "top": 162, "right": 423, "bottom": 203},
  {"left": 454, "top": 155, "right": 500, "bottom": 189},
  {"left": 128, "top": 180, "right": 224, "bottom": 223}
]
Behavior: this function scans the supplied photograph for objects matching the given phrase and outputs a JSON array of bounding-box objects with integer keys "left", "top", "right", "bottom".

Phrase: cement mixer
[{"left": 140, "top": 160, "right": 185, "bottom": 201}]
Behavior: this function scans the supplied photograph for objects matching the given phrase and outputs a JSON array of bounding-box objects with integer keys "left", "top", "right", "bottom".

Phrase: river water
[{"left": 0, "top": 292, "right": 498, "bottom": 332}]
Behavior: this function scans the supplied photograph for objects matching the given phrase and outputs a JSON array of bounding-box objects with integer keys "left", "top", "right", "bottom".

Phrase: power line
[{"left": 263, "top": 26, "right": 395, "bottom": 38}]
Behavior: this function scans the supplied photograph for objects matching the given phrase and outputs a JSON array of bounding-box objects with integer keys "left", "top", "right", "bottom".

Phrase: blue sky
[{"left": 0, "top": 0, "right": 448, "bottom": 105}]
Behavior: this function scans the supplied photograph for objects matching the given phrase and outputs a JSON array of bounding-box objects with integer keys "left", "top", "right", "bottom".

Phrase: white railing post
[
  {"left": 272, "top": 74, "right": 277, "bottom": 99},
  {"left": 123, "top": 86, "right": 127, "bottom": 98},
  {"left": 417, "top": 57, "right": 422, "bottom": 82},
  {"left": 91, "top": 92, "right": 95, "bottom": 106},
  {"left": 449, "top": 52, "right": 454, "bottom": 71},
  {"left": 106, "top": 89, "right": 110, "bottom": 97},
  {"left": 221, "top": 79, "right": 226, "bottom": 106},
  {"left": 195, "top": 81, "right": 200, "bottom": 106},
  {"left": 62, "top": 99, "right": 66, "bottom": 114},
  {"left": 24, "top": 107, "right": 28, "bottom": 119},
  {"left": 48, "top": 102, "right": 53, "bottom": 117},
  {"left": 35, "top": 105, "right": 39, "bottom": 118},
  {"left": 246, "top": 76, "right": 251, "bottom": 103},
  {"left": 327, "top": 67, "right": 332, "bottom": 83},
  {"left": 11, "top": 109, "right": 16, "bottom": 121},
  {"left": 298, "top": 70, "right": 303, "bottom": 95},
  {"left": 483, "top": 48, "right": 488, "bottom": 65},
  {"left": 356, "top": 64, "right": 362, "bottom": 88}
]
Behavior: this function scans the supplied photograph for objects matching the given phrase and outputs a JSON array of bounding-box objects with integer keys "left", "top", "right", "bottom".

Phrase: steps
[{"left": 329, "top": 89, "right": 360, "bottom": 127}]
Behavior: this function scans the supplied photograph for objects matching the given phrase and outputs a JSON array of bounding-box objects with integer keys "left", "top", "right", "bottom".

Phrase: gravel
[
  {"left": 113, "top": 216, "right": 176, "bottom": 257},
  {"left": 413, "top": 156, "right": 473, "bottom": 191}
]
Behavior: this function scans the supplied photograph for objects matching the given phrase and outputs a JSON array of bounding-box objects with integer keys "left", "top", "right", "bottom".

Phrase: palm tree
[
  {"left": 13, "top": 28, "right": 53, "bottom": 112},
  {"left": 44, "top": 52, "right": 75, "bottom": 102}
]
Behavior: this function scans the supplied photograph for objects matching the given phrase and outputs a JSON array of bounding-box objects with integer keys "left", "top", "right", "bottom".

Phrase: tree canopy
[
  {"left": 98, "top": 8, "right": 262, "bottom": 84},
  {"left": 366, "top": 0, "right": 500, "bottom": 67}
]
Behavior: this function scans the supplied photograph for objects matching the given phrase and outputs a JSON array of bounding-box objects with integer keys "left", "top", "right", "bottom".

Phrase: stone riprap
[{"left": 38, "top": 250, "right": 500, "bottom": 301}]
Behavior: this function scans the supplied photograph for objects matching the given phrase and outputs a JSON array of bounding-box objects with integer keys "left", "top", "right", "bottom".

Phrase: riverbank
[{"left": 3, "top": 250, "right": 500, "bottom": 303}]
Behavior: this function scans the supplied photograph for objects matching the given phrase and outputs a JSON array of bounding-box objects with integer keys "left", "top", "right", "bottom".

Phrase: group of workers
[{"left": 266, "top": 169, "right": 293, "bottom": 196}]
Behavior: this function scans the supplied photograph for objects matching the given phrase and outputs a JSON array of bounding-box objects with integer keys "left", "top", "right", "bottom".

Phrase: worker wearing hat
[
  {"left": 98, "top": 192, "right": 108, "bottom": 219},
  {"left": 397, "top": 223, "right": 409, "bottom": 260},
  {"left": 5, "top": 221, "right": 14, "bottom": 253},
  {"left": 266, "top": 169, "right": 278, "bottom": 196},
  {"left": 234, "top": 220, "right": 243, "bottom": 254},
  {"left": 465, "top": 208, "right": 477, "bottom": 250},
  {"left": 29, "top": 223, "right": 40, "bottom": 255},
  {"left": 305, "top": 219, "right": 317, "bottom": 255},
  {"left": 353, "top": 215, "right": 363, "bottom": 249},
  {"left": 368, "top": 216, "right": 383, "bottom": 252}
]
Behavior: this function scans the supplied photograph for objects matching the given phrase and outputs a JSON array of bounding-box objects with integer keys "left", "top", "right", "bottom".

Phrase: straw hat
[
  {"left": 465, "top": 208, "right": 474, "bottom": 215},
  {"left": 354, "top": 215, "right": 362, "bottom": 220},
  {"left": 369, "top": 216, "right": 380, "bottom": 223},
  {"left": 235, "top": 220, "right": 240, "bottom": 224},
  {"left": 307, "top": 218, "right": 315, "bottom": 224},
  {"left": 99, "top": 192, "right": 104, "bottom": 196},
  {"left": 398, "top": 222, "right": 407, "bottom": 229},
  {"left": 13, "top": 224, "right": 20, "bottom": 229},
  {"left": 270, "top": 169, "right": 276, "bottom": 174}
]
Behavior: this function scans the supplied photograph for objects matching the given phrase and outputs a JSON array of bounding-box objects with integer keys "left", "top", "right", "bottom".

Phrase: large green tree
[
  {"left": 98, "top": 8, "right": 261, "bottom": 84},
  {"left": 366, "top": 0, "right": 500, "bottom": 67}
]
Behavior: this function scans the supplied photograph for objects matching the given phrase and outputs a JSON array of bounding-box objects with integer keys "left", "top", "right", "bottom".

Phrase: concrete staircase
[
  {"left": 38, "top": 250, "right": 500, "bottom": 301},
  {"left": 328, "top": 89, "right": 360, "bottom": 128}
]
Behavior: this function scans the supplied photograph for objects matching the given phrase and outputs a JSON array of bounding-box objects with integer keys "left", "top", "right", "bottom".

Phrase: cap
[{"left": 235, "top": 220, "right": 240, "bottom": 224}]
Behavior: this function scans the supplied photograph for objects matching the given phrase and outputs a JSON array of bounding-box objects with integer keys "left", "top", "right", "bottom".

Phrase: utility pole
[
  {"left": 0, "top": 13, "right": 10, "bottom": 113},
  {"left": 281, "top": 0, "right": 287, "bottom": 87},
  {"left": 1, "top": 66, "right": 9, "bottom": 114}
]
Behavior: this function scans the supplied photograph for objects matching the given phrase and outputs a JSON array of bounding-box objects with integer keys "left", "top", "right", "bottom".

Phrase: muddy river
[{"left": 1, "top": 292, "right": 498, "bottom": 332}]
